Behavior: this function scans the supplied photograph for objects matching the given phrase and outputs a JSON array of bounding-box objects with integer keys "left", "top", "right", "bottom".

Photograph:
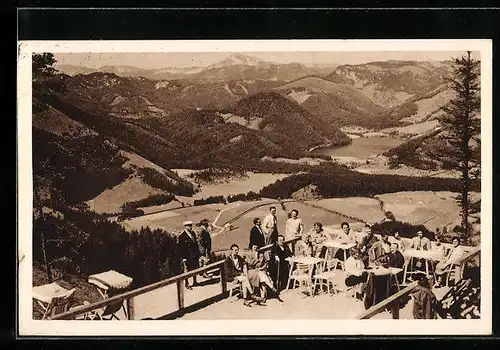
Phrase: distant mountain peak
[{"left": 209, "top": 53, "right": 266, "bottom": 69}]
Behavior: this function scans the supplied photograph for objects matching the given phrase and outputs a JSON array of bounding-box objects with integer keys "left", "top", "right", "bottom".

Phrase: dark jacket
[
  {"left": 224, "top": 254, "right": 246, "bottom": 282},
  {"left": 360, "top": 234, "right": 378, "bottom": 253},
  {"left": 268, "top": 243, "right": 293, "bottom": 287},
  {"left": 199, "top": 227, "right": 212, "bottom": 258},
  {"left": 412, "top": 286, "right": 437, "bottom": 319},
  {"left": 378, "top": 250, "right": 405, "bottom": 269},
  {"left": 387, "top": 250, "right": 405, "bottom": 269},
  {"left": 178, "top": 229, "right": 201, "bottom": 262},
  {"left": 249, "top": 225, "right": 266, "bottom": 249}
]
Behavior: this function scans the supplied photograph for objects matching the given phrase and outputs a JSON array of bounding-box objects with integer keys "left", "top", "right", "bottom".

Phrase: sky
[{"left": 53, "top": 51, "right": 478, "bottom": 70}]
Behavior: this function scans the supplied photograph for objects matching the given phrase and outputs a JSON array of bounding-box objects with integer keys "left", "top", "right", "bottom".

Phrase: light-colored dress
[{"left": 285, "top": 217, "right": 304, "bottom": 240}]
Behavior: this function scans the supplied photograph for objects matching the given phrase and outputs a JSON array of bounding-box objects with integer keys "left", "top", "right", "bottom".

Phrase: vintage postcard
[{"left": 17, "top": 39, "right": 492, "bottom": 336}]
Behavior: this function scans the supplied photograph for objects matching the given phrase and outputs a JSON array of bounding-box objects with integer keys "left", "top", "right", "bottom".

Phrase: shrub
[{"left": 33, "top": 210, "right": 181, "bottom": 289}]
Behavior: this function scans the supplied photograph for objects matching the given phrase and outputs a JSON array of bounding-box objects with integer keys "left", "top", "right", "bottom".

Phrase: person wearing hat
[
  {"left": 198, "top": 219, "right": 212, "bottom": 277},
  {"left": 178, "top": 220, "right": 201, "bottom": 289},
  {"left": 198, "top": 219, "right": 212, "bottom": 259}
]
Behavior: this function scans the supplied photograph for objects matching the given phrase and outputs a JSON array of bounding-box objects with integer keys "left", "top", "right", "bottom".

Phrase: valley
[{"left": 31, "top": 51, "right": 482, "bottom": 314}]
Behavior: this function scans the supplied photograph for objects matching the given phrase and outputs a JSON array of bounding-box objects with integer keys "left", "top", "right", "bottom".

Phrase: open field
[
  {"left": 86, "top": 176, "right": 163, "bottom": 214},
  {"left": 375, "top": 191, "right": 481, "bottom": 231},
  {"left": 121, "top": 190, "right": 478, "bottom": 250},
  {"left": 121, "top": 203, "right": 228, "bottom": 233},
  {"left": 311, "top": 197, "right": 384, "bottom": 224}
]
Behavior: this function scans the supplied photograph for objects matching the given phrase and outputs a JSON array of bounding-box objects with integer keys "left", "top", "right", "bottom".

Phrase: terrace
[{"left": 49, "top": 238, "right": 479, "bottom": 322}]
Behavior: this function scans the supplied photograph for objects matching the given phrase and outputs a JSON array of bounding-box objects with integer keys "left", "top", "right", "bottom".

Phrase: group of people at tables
[
  {"left": 177, "top": 206, "right": 467, "bottom": 312},
  {"left": 227, "top": 206, "right": 467, "bottom": 308}
]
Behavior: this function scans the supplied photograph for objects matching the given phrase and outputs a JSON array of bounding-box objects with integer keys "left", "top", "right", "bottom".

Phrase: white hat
[{"left": 183, "top": 220, "right": 194, "bottom": 226}]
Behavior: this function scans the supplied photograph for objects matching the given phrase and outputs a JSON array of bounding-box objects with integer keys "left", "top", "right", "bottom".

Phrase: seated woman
[
  {"left": 344, "top": 248, "right": 368, "bottom": 300},
  {"left": 246, "top": 246, "right": 282, "bottom": 303},
  {"left": 308, "top": 222, "right": 333, "bottom": 258},
  {"left": 434, "top": 237, "right": 465, "bottom": 287},
  {"left": 295, "top": 234, "right": 314, "bottom": 257}
]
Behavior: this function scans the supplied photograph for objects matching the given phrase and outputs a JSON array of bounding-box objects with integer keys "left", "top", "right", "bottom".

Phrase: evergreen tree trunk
[{"left": 439, "top": 50, "right": 480, "bottom": 244}]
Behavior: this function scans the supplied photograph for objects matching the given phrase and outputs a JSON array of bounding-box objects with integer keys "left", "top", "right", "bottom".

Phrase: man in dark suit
[
  {"left": 178, "top": 220, "right": 201, "bottom": 289},
  {"left": 249, "top": 218, "right": 266, "bottom": 249},
  {"left": 198, "top": 219, "right": 212, "bottom": 278},
  {"left": 224, "top": 244, "right": 262, "bottom": 307},
  {"left": 268, "top": 235, "right": 294, "bottom": 292}
]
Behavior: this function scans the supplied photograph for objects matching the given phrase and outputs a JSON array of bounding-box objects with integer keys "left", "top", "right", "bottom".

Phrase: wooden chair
[
  {"left": 445, "top": 263, "right": 464, "bottom": 287},
  {"left": 33, "top": 284, "right": 76, "bottom": 320},
  {"left": 39, "top": 294, "right": 75, "bottom": 320},
  {"left": 288, "top": 262, "right": 315, "bottom": 296},
  {"left": 228, "top": 280, "right": 242, "bottom": 299},
  {"left": 84, "top": 298, "right": 127, "bottom": 320}
]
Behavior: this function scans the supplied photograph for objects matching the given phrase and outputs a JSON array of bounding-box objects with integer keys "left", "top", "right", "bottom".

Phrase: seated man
[
  {"left": 295, "top": 234, "right": 314, "bottom": 257},
  {"left": 358, "top": 224, "right": 378, "bottom": 267},
  {"left": 224, "top": 244, "right": 262, "bottom": 307},
  {"left": 388, "top": 231, "right": 406, "bottom": 252},
  {"left": 434, "top": 237, "right": 465, "bottom": 287},
  {"left": 370, "top": 232, "right": 391, "bottom": 263},
  {"left": 385, "top": 242, "right": 405, "bottom": 269},
  {"left": 411, "top": 231, "right": 431, "bottom": 251}
]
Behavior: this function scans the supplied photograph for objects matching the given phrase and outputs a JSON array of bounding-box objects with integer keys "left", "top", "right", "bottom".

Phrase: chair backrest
[
  {"left": 325, "top": 259, "right": 341, "bottom": 271},
  {"left": 50, "top": 295, "right": 75, "bottom": 319},
  {"left": 295, "top": 263, "right": 311, "bottom": 275},
  {"left": 101, "top": 299, "right": 125, "bottom": 317}
]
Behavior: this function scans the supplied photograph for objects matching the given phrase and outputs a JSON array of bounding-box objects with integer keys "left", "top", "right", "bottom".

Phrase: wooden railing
[
  {"left": 356, "top": 281, "right": 419, "bottom": 319},
  {"left": 51, "top": 237, "right": 302, "bottom": 321},
  {"left": 51, "top": 259, "right": 226, "bottom": 320}
]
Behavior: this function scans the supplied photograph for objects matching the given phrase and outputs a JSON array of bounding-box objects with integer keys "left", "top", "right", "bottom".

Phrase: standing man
[
  {"left": 262, "top": 206, "right": 279, "bottom": 245},
  {"left": 198, "top": 219, "right": 212, "bottom": 276},
  {"left": 249, "top": 218, "right": 266, "bottom": 249},
  {"left": 178, "top": 221, "right": 201, "bottom": 289},
  {"left": 268, "top": 235, "right": 294, "bottom": 292}
]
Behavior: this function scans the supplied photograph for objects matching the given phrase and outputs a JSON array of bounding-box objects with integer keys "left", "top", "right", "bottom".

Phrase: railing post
[
  {"left": 126, "top": 297, "right": 135, "bottom": 320},
  {"left": 391, "top": 300, "right": 400, "bottom": 319},
  {"left": 177, "top": 280, "right": 185, "bottom": 310},
  {"left": 220, "top": 263, "right": 227, "bottom": 294}
]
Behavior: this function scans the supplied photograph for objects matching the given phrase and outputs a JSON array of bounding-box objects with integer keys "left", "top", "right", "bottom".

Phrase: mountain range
[
  {"left": 34, "top": 54, "right": 469, "bottom": 216},
  {"left": 56, "top": 53, "right": 335, "bottom": 82}
]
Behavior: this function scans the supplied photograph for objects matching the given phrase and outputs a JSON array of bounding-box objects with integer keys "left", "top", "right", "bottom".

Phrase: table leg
[{"left": 287, "top": 262, "right": 295, "bottom": 290}]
